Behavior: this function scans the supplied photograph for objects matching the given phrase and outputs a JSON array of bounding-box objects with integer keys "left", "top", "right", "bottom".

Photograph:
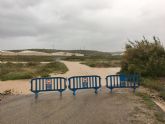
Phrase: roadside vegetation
[
  {"left": 64, "top": 54, "right": 121, "bottom": 67},
  {"left": 121, "top": 36, "right": 165, "bottom": 77},
  {"left": 0, "top": 51, "right": 122, "bottom": 67},
  {"left": 0, "top": 62, "right": 68, "bottom": 81},
  {"left": 0, "top": 55, "right": 56, "bottom": 62},
  {"left": 120, "top": 37, "right": 165, "bottom": 100},
  {"left": 81, "top": 60, "right": 120, "bottom": 67},
  {"left": 136, "top": 92, "right": 165, "bottom": 123},
  {"left": 141, "top": 78, "right": 165, "bottom": 100}
]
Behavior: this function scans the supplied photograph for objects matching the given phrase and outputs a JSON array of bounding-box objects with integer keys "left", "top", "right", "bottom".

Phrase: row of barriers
[{"left": 31, "top": 74, "right": 140, "bottom": 97}]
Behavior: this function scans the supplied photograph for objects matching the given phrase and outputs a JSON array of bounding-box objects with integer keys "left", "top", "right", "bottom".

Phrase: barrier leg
[
  {"left": 73, "top": 90, "right": 76, "bottom": 96},
  {"left": 35, "top": 92, "right": 38, "bottom": 99},
  {"left": 95, "top": 88, "right": 98, "bottom": 94},
  {"left": 133, "top": 88, "right": 136, "bottom": 93},
  {"left": 60, "top": 91, "right": 62, "bottom": 96},
  {"left": 110, "top": 88, "right": 113, "bottom": 93},
  {"left": 59, "top": 91, "right": 63, "bottom": 99}
]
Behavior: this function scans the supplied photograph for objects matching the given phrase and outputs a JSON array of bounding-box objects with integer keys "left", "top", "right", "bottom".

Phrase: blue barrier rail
[
  {"left": 68, "top": 75, "right": 101, "bottom": 95},
  {"left": 106, "top": 74, "right": 140, "bottom": 93},
  {"left": 31, "top": 77, "right": 67, "bottom": 97}
]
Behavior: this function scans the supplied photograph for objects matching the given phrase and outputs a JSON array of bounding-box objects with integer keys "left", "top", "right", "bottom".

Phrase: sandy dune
[
  {"left": 0, "top": 50, "right": 84, "bottom": 56},
  {"left": 0, "top": 61, "right": 120, "bottom": 94}
]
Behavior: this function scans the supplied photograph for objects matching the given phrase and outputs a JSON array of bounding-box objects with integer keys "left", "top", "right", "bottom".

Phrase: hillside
[{"left": 8, "top": 49, "right": 119, "bottom": 56}]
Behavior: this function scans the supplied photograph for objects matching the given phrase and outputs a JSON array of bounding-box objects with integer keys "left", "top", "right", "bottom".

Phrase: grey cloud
[
  {"left": 0, "top": 0, "right": 165, "bottom": 51},
  {"left": 0, "top": 0, "right": 40, "bottom": 38}
]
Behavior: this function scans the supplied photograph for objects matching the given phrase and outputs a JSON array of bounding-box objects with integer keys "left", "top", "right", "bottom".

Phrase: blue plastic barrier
[
  {"left": 106, "top": 74, "right": 140, "bottom": 93},
  {"left": 31, "top": 77, "right": 67, "bottom": 97},
  {"left": 68, "top": 75, "right": 101, "bottom": 96}
]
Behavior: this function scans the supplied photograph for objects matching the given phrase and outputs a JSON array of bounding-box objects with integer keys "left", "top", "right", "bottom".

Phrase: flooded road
[
  {"left": 0, "top": 61, "right": 120, "bottom": 94},
  {"left": 0, "top": 88, "right": 143, "bottom": 124}
]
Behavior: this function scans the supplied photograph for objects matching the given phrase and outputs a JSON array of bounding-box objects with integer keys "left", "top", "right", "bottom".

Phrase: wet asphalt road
[{"left": 0, "top": 88, "right": 141, "bottom": 124}]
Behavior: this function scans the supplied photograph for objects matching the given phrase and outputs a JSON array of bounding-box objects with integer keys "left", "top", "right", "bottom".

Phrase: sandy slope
[
  {"left": 0, "top": 50, "right": 84, "bottom": 56},
  {"left": 0, "top": 61, "right": 120, "bottom": 94}
]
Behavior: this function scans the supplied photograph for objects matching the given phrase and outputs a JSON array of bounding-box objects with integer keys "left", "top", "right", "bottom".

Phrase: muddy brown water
[{"left": 0, "top": 61, "right": 120, "bottom": 94}]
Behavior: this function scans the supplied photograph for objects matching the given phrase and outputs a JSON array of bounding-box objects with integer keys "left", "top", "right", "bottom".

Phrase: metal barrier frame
[
  {"left": 31, "top": 77, "right": 67, "bottom": 97},
  {"left": 106, "top": 74, "right": 140, "bottom": 93},
  {"left": 68, "top": 75, "right": 101, "bottom": 96}
]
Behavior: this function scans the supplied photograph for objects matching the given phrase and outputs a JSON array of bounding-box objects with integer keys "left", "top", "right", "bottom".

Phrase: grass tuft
[
  {"left": 1, "top": 72, "right": 33, "bottom": 81},
  {"left": 81, "top": 60, "right": 121, "bottom": 68},
  {"left": 136, "top": 92, "right": 165, "bottom": 123},
  {"left": 141, "top": 78, "right": 165, "bottom": 100},
  {"left": 0, "top": 62, "right": 68, "bottom": 81},
  {"left": 136, "top": 92, "right": 155, "bottom": 109}
]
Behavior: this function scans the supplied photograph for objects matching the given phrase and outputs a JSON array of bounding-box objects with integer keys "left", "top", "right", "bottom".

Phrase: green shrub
[
  {"left": 0, "top": 63, "right": 24, "bottom": 76},
  {"left": 81, "top": 60, "right": 120, "bottom": 68},
  {"left": 159, "top": 91, "right": 165, "bottom": 100},
  {"left": 26, "top": 62, "right": 40, "bottom": 66},
  {"left": 1, "top": 72, "right": 33, "bottom": 81},
  {"left": 37, "top": 62, "right": 68, "bottom": 74},
  {"left": 141, "top": 78, "right": 165, "bottom": 101},
  {"left": 141, "top": 78, "right": 164, "bottom": 91},
  {"left": 0, "top": 55, "right": 55, "bottom": 62},
  {"left": 121, "top": 37, "right": 165, "bottom": 77},
  {"left": 0, "top": 62, "right": 68, "bottom": 80},
  {"left": 40, "top": 73, "right": 50, "bottom": 78}
]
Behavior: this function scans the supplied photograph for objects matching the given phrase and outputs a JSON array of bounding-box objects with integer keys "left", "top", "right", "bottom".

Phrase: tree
[{"left": 121, "top": 37, "right": 165, "bottom": 77}]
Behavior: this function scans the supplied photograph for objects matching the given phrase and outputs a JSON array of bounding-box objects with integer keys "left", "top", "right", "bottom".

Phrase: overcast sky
[{"left": 0, "top": 0, "right": 165, "bottom": 52}]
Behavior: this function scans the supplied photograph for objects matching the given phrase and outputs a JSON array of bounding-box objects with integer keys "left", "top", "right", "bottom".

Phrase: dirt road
[
  {"left": 0, "top": 61, "right": 120, "bottom": 94},
  {"left": 1, "top": 87, "right": 163, "bottom": 124}
]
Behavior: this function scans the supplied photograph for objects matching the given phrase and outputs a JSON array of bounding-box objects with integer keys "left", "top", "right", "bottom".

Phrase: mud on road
[{"left": 0, "top": 88, "right": 164, "bottom": 124}]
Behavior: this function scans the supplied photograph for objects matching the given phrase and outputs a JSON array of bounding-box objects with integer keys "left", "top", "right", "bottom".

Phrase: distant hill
[
  {"left": 111, "top": 52, "right": 124, "bottom": 56},
  {"left": 8, "top": 49, "right": 118, "bottom": 56},
  {"left": 1, "top": 50, "right": 83, "bottom": 56}
]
